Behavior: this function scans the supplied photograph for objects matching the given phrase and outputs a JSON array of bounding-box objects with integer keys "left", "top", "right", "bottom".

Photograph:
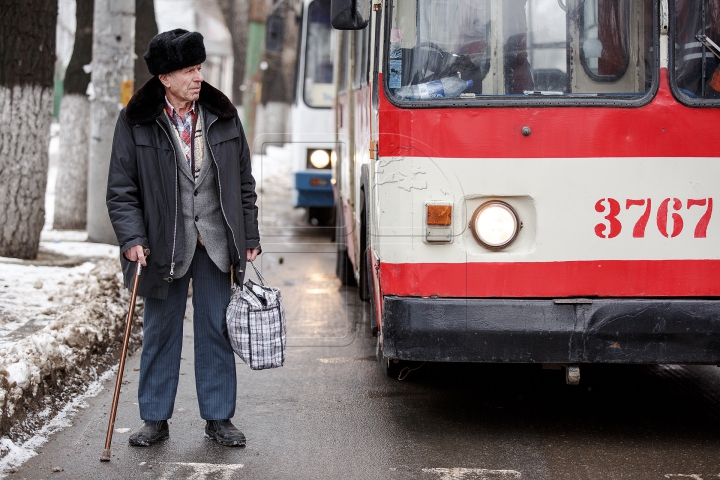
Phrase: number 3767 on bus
[{"left": 594, "top": 198, "right": 713, "bottom": 239}]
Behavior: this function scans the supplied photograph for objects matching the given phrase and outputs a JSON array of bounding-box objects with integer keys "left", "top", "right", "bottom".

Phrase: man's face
[{"left": 159, "top": 64, "right": 203, "bottom": 103}]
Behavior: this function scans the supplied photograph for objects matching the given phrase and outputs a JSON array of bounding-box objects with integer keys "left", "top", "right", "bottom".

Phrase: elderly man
[{"left": 106, "top": 29, "right": 260, "bottom": 447}]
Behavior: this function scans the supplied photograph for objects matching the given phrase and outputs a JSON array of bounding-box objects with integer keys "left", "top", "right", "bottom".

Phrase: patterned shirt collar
[{"left": 164, "top": 97, "right": 196, "bottom": 119}]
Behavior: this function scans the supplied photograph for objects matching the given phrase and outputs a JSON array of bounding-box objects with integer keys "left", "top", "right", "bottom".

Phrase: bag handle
[{"left": 249, "top": 260, "right": 267, "bottom": 286}]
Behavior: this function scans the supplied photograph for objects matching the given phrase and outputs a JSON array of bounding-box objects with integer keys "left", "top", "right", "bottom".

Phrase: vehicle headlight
[
  {"left": 308, "top": 149, "right": 331, "bottom": 169},
  {"left": 470, "top": 201, "right": 520, "bottom": 249}
]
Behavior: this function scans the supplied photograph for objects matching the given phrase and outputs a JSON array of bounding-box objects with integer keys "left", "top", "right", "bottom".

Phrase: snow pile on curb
[{"left": 0, "top": 258, "right": 142, "bottom": 460}]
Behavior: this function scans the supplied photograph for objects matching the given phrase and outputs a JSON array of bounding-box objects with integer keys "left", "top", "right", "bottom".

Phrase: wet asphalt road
[
  {"left": 11, "top": 228, "right": 720, "bottom": 479},
  {"left": 11, "top": 168, "right": 720, "bottom": 479}
]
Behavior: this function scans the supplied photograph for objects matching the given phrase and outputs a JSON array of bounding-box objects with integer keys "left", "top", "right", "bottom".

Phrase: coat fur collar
[{"left": 125, "top": 76, "right": 237, "bottom": 125}]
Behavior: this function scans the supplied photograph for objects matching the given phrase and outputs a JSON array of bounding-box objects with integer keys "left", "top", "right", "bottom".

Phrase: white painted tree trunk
[
  {"left": 53, "top": 94, "right": 90, "bottom": 230},
  {"left": 0, "top": 85, "right": 54, "bottom": 259},
  {"left": 86, "top": 0, "right": 135, "bottom": 245},
  {"left": 218, "top": 0, "right": 250, "bottom": 105}
]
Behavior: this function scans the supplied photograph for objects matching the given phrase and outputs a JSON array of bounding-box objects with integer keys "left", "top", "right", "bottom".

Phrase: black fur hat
[{"left": 144, "top": 29, "right": 206, "bottom": 76}]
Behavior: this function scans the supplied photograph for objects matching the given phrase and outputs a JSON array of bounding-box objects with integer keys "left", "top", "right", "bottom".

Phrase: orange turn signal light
[{"left": 427, "top": 204, "right": 452, "bottom": 226}]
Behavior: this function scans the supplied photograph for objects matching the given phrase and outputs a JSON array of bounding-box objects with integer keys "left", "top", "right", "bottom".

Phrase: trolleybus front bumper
[{"left": 382, "top": 296, "right": 720, "bottom": 364}]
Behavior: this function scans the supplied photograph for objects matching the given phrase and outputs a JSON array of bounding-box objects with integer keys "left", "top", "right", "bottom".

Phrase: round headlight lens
[
  {"left": 309, "top": 149, "right": 330, "bottom": 169},
  {"left": 471, "top": 201, "right": 519, "bottom": 249}
]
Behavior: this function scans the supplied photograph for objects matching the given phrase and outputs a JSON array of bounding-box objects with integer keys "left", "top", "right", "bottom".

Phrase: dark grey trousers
[{"left": 138, "top": 247, "right": 235, "bottom": 421}]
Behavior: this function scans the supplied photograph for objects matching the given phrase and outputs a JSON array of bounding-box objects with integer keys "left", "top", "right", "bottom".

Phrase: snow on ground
[
  {"left": 0, "top": 235, "right": 121, "bottom": 351},
  {"left": 0, "top": 251, "right": 136, "bottom": 473},
  {"left": 252, "top": 144, "right": 311, "bottom": 229},
  {"left": 254, "top": 144, "right": 294, "bottom": 196},
  {"left": 0, "top": 366, "right": 117, "bottom": 473},
  {"left": 0, "top": 259, "right": 96, "bottom": 349}
]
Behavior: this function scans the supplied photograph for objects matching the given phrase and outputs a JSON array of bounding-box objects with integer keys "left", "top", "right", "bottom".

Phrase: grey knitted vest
[{"left": 166, "top": 107, "right": 231, "bottom": 279}]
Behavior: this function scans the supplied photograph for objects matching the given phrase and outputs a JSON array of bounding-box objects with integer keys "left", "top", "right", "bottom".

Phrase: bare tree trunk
[
  {"left": 260, "top": 1, "right": 298, "bottom": 105},
  {"left": 254, "top": 0, "right": 299, "bottom": 152},
  {"left": 53, "top": 0, "right": 93, "bottom": 230},
  {"left": 0, "top": 0, "right": 57, "bottom": 259},
  {"left": 86, "top": 0, "right": 134, "bottom": 245},
  {"left": 53, "top": 96, "right": 90, "bottom": 230},
  {"left": 280, "top": 1, "right": 300, "bottom": 101},
  {"left": 218, "top": 0, "right": 249, "bottom": 105},
  {"left": 134, "top": 0, "right": 158, "bottom": 91}
]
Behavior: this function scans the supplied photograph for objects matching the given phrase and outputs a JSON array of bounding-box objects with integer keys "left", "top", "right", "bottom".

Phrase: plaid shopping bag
[{"left": 226, "top": 261, "right": 286, "bottom": 370}]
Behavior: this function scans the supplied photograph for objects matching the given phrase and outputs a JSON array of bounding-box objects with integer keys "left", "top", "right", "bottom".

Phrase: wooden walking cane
[{"left": 100, "top": 248, "right": 149, "bottom": 462}]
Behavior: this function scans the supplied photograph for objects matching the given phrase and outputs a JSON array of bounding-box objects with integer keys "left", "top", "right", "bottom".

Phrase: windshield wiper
[{"left": 523, "top": 90, "right": 565, "bottom": 96}]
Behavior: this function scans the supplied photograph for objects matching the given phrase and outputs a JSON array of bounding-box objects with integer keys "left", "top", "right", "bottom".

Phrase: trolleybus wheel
[
  {"left": 385, "top": 357, "right": 403, "bottom": 379},
  {"left": 336, "top": 242, "right": 356, "bottom": 287},
  {"left": 359, "top": 190, "right": 370, "bottom": 302},
  {"left": 368, "top": 279, "right": 379, "bottom": 337},
  {"left": 363, "top": 193, "right": 379, "bottom": 336},
  {"left": 335, "top": 204, "right": 357, "bottom": 287},
  {"left": 307, "top": 207, "right": 334, "bottom": 226},
  {"left": 377, "top": 336, "right": 408, "bottom": 379}
]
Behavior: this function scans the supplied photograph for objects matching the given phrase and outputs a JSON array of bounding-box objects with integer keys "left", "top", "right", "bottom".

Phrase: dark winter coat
[{"left": 106, "top": 77, "right": 260, "bottom": 299}]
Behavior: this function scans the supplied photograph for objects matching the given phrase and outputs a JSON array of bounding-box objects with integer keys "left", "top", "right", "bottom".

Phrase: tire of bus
[
  {"left": 307, "top": 206, "right": 334, "bottom": 227},
  {"left": 335, "top": 201, "right": 356, "bottom": 286},
  {"left": 358, "top": 167, "right": 372, "bottom": 302},
  {"left": 385, "top": 357, "right": 404, "bottom": 379},
  {"left": 360, "top": 168, "right": 379, "bottom": 335},
  {"left": 377, "top": 336, "right": 405, "bottom": 379},
  {"left": 364, "top": 194, "right": 379, "bottom": 336}
]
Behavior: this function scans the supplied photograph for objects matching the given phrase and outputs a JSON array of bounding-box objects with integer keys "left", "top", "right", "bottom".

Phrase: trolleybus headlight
[
  {"left": 308, "top": 149, "right": 331, "bottom": 169},
  {"left": 470, "top": 201, "right": 520, "bottom": 249}
]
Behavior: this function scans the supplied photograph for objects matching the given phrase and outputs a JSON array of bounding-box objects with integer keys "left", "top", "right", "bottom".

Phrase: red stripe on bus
[
  {"left": 377, "top": 69, "right": 716, "bottom": 159},
  {"left": 378, "top": 259, "right": 720, "bottom": 297}
]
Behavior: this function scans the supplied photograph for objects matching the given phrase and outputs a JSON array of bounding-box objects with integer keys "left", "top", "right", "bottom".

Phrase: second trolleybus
[{"left": 292, "top": 0, "right": 337, "bottom": 226}]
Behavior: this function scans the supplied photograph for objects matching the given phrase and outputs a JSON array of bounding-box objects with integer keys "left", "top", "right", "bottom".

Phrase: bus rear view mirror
[{"left": 330, "top": 0, "right": 370, "bottom": 30}]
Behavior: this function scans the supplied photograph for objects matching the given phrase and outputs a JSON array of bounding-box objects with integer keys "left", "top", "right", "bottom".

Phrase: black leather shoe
[
  {"left": 205, "top": 419, "right": 246, "bottom": 447},
  {"left": 128, "top": 420, "right": 169, "bottom": 446}
]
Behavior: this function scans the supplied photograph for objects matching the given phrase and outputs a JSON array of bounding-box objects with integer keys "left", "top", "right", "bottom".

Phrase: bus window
[
  {"left": 580, "top": 0, "right": 630, "bottom": 80},
  {"left": 672, "top": 0, "right": 720, "bottom": 102},
  {"left": 304, "top": 0, "right": 334, "bottom": 107},
  {"left": 387, "top": 0, "right": 653, "bottom": 102},
  {"left": 338, "top": 30, "right": 350, "bottom": 94},
  {"left": 353, "top": 22, "right": 371, "bottom": 89},
  {"left": 527, "top": 0, "right": 568, "bottom": 91}
]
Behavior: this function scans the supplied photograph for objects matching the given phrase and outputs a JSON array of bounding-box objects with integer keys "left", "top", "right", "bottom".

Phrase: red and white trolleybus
[{"left": 330, "top": 0, "right": 720, "bottom": 380}]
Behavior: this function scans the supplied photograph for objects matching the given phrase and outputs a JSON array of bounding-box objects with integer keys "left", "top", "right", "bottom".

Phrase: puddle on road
[
  {"left": 253, "top": 146, "right": 363, "bottom": 348},
  {"left": 422, "top": 468, "right": 522, "bottom": 479},
  {"left": 252, "top": 251, "right": 360, "bottom": 347},
  {"left": 155, "top": 462, "right": 244, "bottom": 479},
  {"left": 317, "top": 356, "right": 376, "bottom": 364}
]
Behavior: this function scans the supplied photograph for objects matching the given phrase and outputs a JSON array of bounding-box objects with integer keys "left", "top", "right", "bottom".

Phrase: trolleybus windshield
[
  {"left": 386, "top": 0, "right": 654, "bottom": 103},
  {"left": 672, "top": 0, "right": 720, "bottom": 103},
  {"left": 304, "top": 0, "right": 335, "bottom": 108}
]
